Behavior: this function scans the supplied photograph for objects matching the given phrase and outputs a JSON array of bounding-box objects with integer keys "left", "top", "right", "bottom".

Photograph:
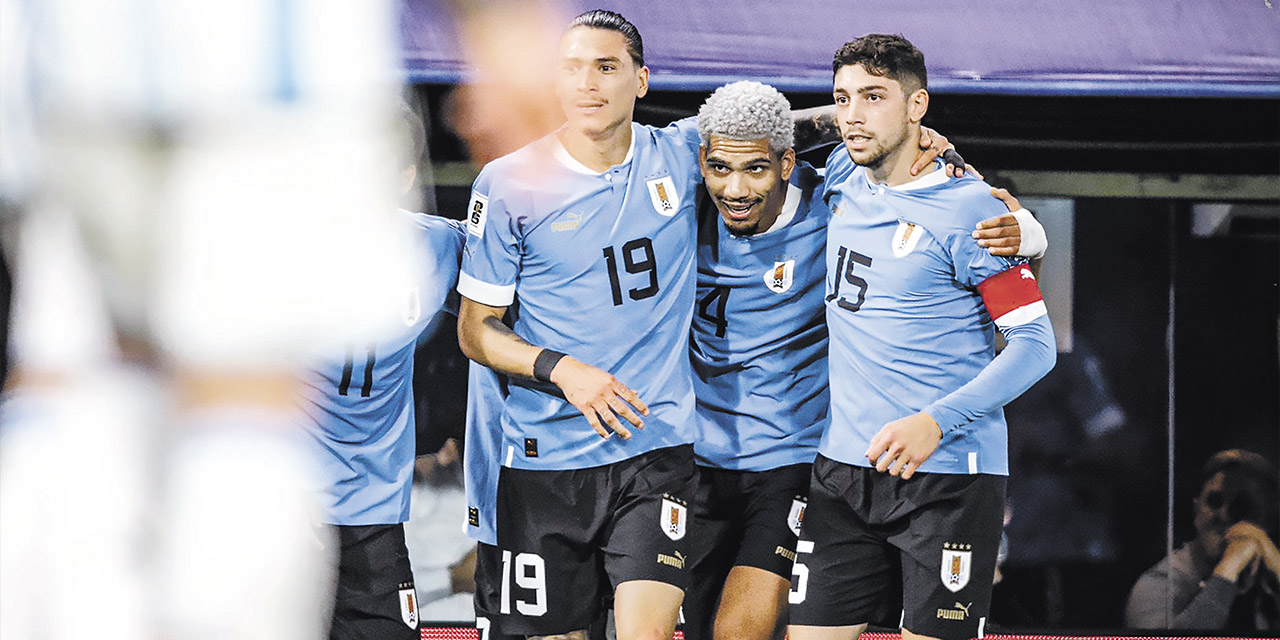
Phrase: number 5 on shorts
[
  {"left": 789, "top": 540, "right": 815, "bottom": 604},
  {"left": 500, "top": 550, "right": 548, "bottom": 616}
]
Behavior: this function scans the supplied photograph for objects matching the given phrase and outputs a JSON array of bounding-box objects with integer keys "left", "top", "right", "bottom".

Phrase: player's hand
[
  {"left": 972, "top": 189, "right": 1024, "bottom": 256},
  {"left": 914, "top": 128, "right": 975, "bottom": 178},
  {"left": 1215, "top": 523, "right": 1265, "bottom": 582},
  {"left": 865, "top": 411, "right": 942, "bottom": 480},
  {"left": 549, "top": 357, "right": 648, "bottom": 440}
]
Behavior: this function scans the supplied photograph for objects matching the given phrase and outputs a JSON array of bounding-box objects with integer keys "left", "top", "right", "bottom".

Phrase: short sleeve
[
  {"left": 948, "top": 190, "right": 1026, "bottom": 289},
  {"left": 654, "top": 116, "right": 703, "bottom": 182},
  {"left": 418, "top": 216, "right": 466, "bottom": 316},
  {"left": 457, "top": 169, "right": 521, "bottom": 307}
]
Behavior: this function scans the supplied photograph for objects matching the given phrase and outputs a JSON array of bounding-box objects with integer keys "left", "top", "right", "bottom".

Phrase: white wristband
[{"left": 1011, "top": 208, "right": 1048, "bottom": 260}]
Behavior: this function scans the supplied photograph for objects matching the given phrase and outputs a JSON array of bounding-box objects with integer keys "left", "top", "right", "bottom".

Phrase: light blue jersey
[
  {"left": 463, "top": 361, "right": 506, "bottom": 545},
  {"left": 691, "top": 162, "right": 829, "bottom": 471},
  {"left": 457, "top": 119, "right": 703, "bottom": 471},
  {"left": 303, "top": 211, "right": 466, "bottom": 525},
  {"left": 821, "top": 148, "right": 1055, "bottom": 476}
]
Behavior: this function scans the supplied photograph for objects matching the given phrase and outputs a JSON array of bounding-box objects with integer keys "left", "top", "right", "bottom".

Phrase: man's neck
[
  {"left": 558, "top": 119, "right": 633, "bottom": 173},
  {"left": 866, "top": 127, "right": 924, "bottom": 187}
]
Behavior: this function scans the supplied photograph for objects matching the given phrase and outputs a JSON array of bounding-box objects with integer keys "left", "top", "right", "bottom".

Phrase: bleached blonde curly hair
[{"left": 696, "top": 81, "right": 794, "bottom": 154}]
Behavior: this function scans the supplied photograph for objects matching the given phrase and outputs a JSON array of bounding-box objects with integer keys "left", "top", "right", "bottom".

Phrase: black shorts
[
  {"left": 474, "top": 542, "right": 525, "bottom": 640},
  {"left": 682, "top": 463, "right": 811, "bottom": 640},
  {"left": 789, "top": 455, "right": 1005, "bottom": 640},
  {"left": 328, "top": 523, "right": 419, "bottom": 640},
  {"left": 494, "top": 444, "right": 697, "bottom": 636}
]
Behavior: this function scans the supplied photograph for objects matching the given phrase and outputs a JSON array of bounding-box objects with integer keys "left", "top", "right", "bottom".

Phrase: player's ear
[
  {"left": 779, "top": 148, "right": 796, "bottom": 181},
  {"left": 908, "top": 88, "right": 928, "bottom": 124},
  {"left": 636, "top": 65, "right": 649, "bottom": 99},
  {"left": 698, "top": 145, "right": 709, "bottom": 176}
]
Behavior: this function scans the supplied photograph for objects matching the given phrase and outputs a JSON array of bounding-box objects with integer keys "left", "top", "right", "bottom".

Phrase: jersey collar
[
  {"left": 750, "top": 183, "right": 802, "bottom": 236},
  {"left": 861, "top": 159, "right": 949, "bottom": 192},
  {"left": 552, "top": 123, "right": 637, "bottom": 176}
]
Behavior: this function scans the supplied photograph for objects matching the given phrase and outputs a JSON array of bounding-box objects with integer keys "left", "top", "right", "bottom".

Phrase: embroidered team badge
[
  {"left": 660, "top": 495, "right": 688, "bottom": 541},
  {"left": 398, "top": 584, "right": 419, "bottom": 628},
  {"left": 763, "top": 260, "right": 796, "bottom": 294},
  {"left": 941, "top": 542, "right": 973, "bottom": 592},
  {"left": 892, "top": 220, "right": 923, "bottom": 257},
  {"left": 787, "top": 497, "right": 807, "bottom": 536},
  {"left": 403, "top": 286, "right": 421, "bottom": 326},
  {"left": 646, "top": 176, "right": 680, "bottom": 217},
  {"left": 467, "top": 191, "right": 488, "bottom": 237}
]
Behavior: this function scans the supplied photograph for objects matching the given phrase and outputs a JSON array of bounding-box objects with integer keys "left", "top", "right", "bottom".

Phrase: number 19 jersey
[{"left": 457, "top": 119, "right": 703, "bottom": 471}]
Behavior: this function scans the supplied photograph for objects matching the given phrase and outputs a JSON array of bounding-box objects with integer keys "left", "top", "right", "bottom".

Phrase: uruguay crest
[
  {"left": 398, "top": 585, "right": 419, "bottom": 628},
  {"left": 764, "top": 260, "right": 795, "bottom": 294},
  {"left": 787, "top": 498, "right": 807, "bottom": 536},
  {"left": 892, "top": 220, "right": 923, "bottom": 257},
  {"left": 661, "top": 496, "right": 688, "bottom": 541},
  {"left": 941, "top": 543, "right": 972, "bottom": 592},
  {"left": 646, "top": 176, "right": 680, "bottom": 217}
]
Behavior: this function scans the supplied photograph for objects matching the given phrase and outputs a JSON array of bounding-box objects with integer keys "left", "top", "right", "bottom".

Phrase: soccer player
[
  {"left": 684, "top": 81, "right": 1043, "bottom": 640},
  {"left": 455, "top": 11, "right": 960, "bottom": 640},
  {"left": 301, "top": 105, "right": 467, "bottom": 640},
  {"left": 456, "top": 10, "right": 702, "bottom": 639},
  {"left": 787, "top": 35, "right": 1057, "bottom": 640}
]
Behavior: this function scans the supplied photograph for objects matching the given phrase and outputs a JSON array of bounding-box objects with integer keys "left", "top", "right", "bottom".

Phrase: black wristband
[
  {"left": 941, "top": 148, "right": 965, "bottom": 170},
  {"left": 533, "top": 349, "right": 567, "bottom": 383}
]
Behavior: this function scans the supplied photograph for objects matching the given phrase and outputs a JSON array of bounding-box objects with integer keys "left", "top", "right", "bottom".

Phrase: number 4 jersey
[
  {"left": 820, "top": 148, "right": 1055, "bottom": 476},
  {"left": 457, "top": 119, "right": 703, "bottom": 471},
  {"left": 302, "top": 210, "right": 466, "bottom": 526}
]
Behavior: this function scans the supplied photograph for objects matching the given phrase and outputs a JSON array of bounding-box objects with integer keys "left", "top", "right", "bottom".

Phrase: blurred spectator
[{"left": 1125, "top": 449, "right": 1280, "bottom": 631}]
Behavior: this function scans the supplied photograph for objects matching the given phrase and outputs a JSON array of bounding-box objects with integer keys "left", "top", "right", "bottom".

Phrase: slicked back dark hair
[
  {"left": 833, "top": 34, "right": 927, "bottom": 94},
  {"left": 568, "top": 9, "right": 645, "bottom": 69}
]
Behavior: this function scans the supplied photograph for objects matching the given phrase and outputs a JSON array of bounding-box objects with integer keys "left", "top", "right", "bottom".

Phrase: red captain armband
[{"left": 976, "top": 264, "right": 1047, "bottom": 328}]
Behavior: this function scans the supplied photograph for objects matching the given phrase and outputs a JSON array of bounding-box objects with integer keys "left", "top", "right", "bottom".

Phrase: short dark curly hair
[{"left": 833, "top": 34, "right": 927, "bottom": 94}]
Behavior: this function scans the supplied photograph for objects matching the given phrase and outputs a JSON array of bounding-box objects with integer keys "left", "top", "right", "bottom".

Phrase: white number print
[
  {"left": 500, "top": 550, "right": 548, "bottom": 616},
  {"left": 789, "top": 540, "right": 815, "bottom": 604}
]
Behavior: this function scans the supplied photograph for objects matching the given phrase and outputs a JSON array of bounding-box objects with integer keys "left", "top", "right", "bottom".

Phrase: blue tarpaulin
[{"left": 402, "top": 0, "right": 1280, "bottom": 97}]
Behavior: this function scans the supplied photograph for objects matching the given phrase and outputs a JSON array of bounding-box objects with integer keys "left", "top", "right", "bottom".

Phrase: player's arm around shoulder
[{"left": 963, "top": 182, "right": 1048, "bottom": 261}]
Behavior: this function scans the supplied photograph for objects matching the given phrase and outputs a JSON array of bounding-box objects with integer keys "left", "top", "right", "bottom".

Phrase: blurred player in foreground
[
  {"left": 300, "top": 104, "right": 467, "bottom": 640},
  {"left": 684, "top": 81, "right": 1043, "bottom": 640},
  {"left": 787, "top": 34, "right": 1056, "bottom": 640},
  {"left": 0, "top": 1, "right": 415, "bottom": 638}
]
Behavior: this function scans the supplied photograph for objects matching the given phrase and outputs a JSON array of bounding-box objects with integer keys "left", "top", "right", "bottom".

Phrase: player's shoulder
[
  {"left": 472, "top": 135, "right": 558, "bottom": 194},
  {"left": 792, "top": 160, "right": 825, "bottom": 194},
  {"left": 402, "top": 210, "right": 466, "bottom": 251},
  {"left": 902, "top": 169, "right": 1003, "bottom": 233},
  {"left": 405, "top": 209, "right": 464, "bottom": 235}
]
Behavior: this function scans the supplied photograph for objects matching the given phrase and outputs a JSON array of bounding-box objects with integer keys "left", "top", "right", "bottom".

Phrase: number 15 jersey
[{"left": 458, "top": 119, "right": 703, "bottom": 471}]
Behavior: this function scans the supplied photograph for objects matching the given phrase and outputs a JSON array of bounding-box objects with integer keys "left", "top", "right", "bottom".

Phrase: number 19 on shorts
[{"left": 500, "top": 550, "right": 547, "bottom": 616}]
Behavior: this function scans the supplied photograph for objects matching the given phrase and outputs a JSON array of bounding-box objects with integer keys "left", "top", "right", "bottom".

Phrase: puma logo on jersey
[
  {"left": 1020, "top": 267, "right": 1035, "bottom": 280},
  {"left": 552, "top": 213, "right": 582, "bottom": 232}
]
